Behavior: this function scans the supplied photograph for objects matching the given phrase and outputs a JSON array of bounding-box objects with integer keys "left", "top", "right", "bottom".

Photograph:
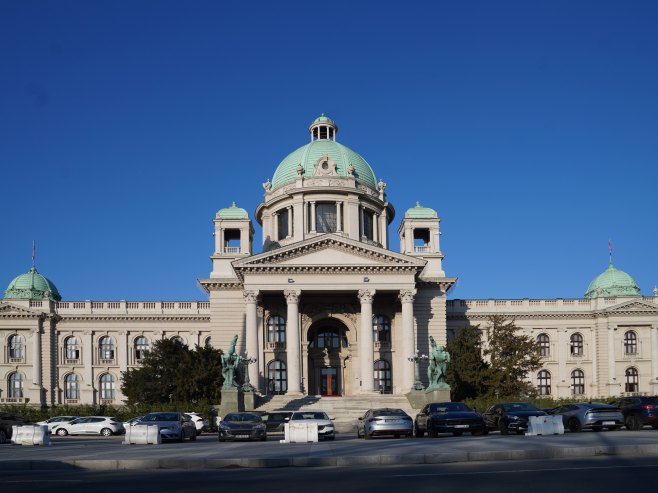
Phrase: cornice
[
  {"left": 197, "top": 279, "right": 243, "bottom": 292},
  {"left": 57, "top": 315, "right": 211, "bottom": 322}
]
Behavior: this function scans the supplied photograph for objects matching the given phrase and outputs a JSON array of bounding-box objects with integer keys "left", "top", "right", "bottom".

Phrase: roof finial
[
  {"left": 31, "top": 240, "right": 36, "bottom": 269},
  {"left": 608, "top": 238, "right": 613, "bottom": 265}
]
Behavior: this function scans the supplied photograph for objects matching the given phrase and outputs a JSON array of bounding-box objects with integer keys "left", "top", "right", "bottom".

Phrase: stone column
[
  {"left": 310, "top": 202, "right": 316, "bottom": 233},
  {"left": 244, "top": 290, "right": 260, "bottom": 390},
  {"left": 399, "top": 289, "right": 416, "bottom": 391},
  {"left": 651, "top": 325, "right": 658, "bottom": 381},
  {"left": 373, "top": 213, "right": 379, "bottom": 243},
  {"left": 32, "top": 327, "right": 41, "bottom": 387},
  {"left": 336, "top": 201, "right": 342, "bottom": 232},
  {"left": 273, "top": 212, "right": 279, "bottom": 241},
  {"left": 358, "top": 289, "right": 376, "bottom": 393},
  {"left": 284, "top": 290, "right": 302, "bottom": 394},
  {"left": 83, "top": 331, "right": 94, "bottom": 401},
  {"left": 118, "top": 331, "right": 128, "bottom": 374},
  {"left": 380, "top": 208, "right": 388, "bottom": 249},
  {"left": 608, "top": 325, "right": 616, "bottom": 389},
  {"left": 287, "top": 206, "right": 293, "bottom": 237}
]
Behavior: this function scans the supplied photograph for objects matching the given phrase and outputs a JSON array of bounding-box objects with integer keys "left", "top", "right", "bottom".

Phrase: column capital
[
  {"left": 398, "top": 289, "right": 416, "bottom": 303},
  {"left": 243, "top": 290, "right": 260, "bottom": 304},
  {"left": 358, "top": 289, "right": 375, "bottom": 304},
  {"left": 284, "top": 289, "right": 301, "bottom": 304}
]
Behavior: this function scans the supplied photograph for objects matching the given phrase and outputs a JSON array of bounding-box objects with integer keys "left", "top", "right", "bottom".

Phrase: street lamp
[
  {"left": 408, "top": 350, "right": 428, "bottom": 391},
  {"left": 241, "top": 354, "right": 257, "bottom": 392}
]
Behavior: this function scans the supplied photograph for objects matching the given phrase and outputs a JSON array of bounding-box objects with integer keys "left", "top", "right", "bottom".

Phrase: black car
[
  {"left": 259, "top": 411, "right": 293, "bottom": 433},
  {"left": 0, "top": 412, "right": 32, "bottom": 444},
  {"left": 482, "top": 402, "right": 547, "bottom": 435},
  {"left": 610, "top": 396, "right": 658, "bottom": 430},
  {"left": 218, "top": 412, "right": 267, "bottom": 442},
  {"left": 414, "top": 402, "right": 487, "bottom": 438}
]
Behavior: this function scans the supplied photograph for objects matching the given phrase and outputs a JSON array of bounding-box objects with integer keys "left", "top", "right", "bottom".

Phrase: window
[
  {"left": 267, "top": 360, "right": 287, "bottom": 395},
  {"left": 361, "top": 209, "right": 374, "bottom": 240},
  {"left": 373, "top": 315, "right": 391, "bottom": 343},
  {"left": 134, "top": 336, "right": 150, "bottom": 361},
  {"left": 99, "top": 373, "right": 115, "bottom": 400},
  {"left": 571, "top": 369, "right": 585, "bottom": 395},
  {"left": 316, "top": 202, "right": 337, "bottom": 233},
  {"left": 625, "top": 367, "right": 639, "bottom": 393},
  {"left": 374, "top": 360, "right": 392, "bottom": 393},
  {"left": 204, "top": 336, "right": 212, "bottom": 347},
  {"left": 8, "top": 334, "right": 25, "bottom": 359},
  {"left": 65, "top": 373, "right": 80, "bottom": 400},
  {"left": 537, "top": 333, "right": 550, "bottom": 357},
  {"left": 277, "top": 209, "right": 290, "bottom": 240},
  {"left": 171, "top": 335, "right": 185, "bottom": 346},
  {"left": 267, "top": 315, "right": 286, "bottom": 343},
  {"left": 570, "top": 333, "right": 583, "bottom": 356},
  {"left": 8, "top": 371, "right": 24, "bottom": 398},
  {"left": 315, "top": 330, "right": 340, "bottom": 349},
  {"left": 624, "top": 331, "right": 638, "bottom": 355},
  {"left": 537, "top": 370, "right": 551, "bottom": 395},
  {"left": 65, "top": 336, "right": 80, "bottom": 360},
  {"left": 98, "top": 336, "right": 115, "bottom": 360}
]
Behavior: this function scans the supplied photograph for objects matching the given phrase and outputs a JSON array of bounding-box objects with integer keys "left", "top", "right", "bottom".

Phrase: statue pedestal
[
  {"left": 242, "top": 391, "right": 256, "bottom": 411},
  {"left": 218, "top": 388, "right": 244, "bottom": 418},
  {"left": 406, "top": 387, "right": 452, "bottom": 409}
]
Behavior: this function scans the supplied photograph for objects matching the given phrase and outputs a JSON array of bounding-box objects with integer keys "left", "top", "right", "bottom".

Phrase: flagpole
[
  {"left": 32, "top": 240, "right": 36, "bottom": 268},
  {"left": 608, "top": 238, "right": 612, "bottom": 265}
]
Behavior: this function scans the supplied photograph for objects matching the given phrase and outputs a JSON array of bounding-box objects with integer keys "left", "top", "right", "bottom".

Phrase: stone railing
[
  {"left": 447, "top": 296, "right": 657, "bottom": 314},
  {"left": 56, "top": 300, "right": 210, "bottom": 315}
]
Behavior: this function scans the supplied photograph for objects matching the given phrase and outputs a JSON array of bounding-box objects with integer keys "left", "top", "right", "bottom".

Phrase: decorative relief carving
[
  {"left": 313, "top": 153, "right": 337, "bottom": 176},
  {"left": 243, "top": 290, "right": 260, "bottom": 304},
  {"left": 358, "top": 289, "right": 375, "bottom": 304},
  {"left": 398, "top": 290, "right": 416, "bottom": 303},
  {"left": 284, "top": 290, "right": 301, "bottom": 304}
]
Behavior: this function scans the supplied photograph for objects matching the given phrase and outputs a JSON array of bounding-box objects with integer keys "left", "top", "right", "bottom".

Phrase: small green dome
[
  {"left": 4, "top": 266, "right": 61, "bottom": 301},
  {"left": 585, "top": 264, "right": 641, "bottom": 298},
  {"left": 405, "top": 202, "right": 438, "bottom": 219},
  {"left": 271, "top": 116, "right": 377, "bottom": 191},
  {"left": 217, "top": 202, "right": 249, "bottom": 220}
]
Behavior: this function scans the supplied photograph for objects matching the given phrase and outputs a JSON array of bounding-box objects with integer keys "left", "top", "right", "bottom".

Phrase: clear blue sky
[{"left": 1, "top": 0, "right": 657, "bottom": 301}]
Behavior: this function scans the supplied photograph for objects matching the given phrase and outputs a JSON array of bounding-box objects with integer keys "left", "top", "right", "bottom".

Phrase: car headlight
[{"left": 508, "top": 415, "right": 520, "bottom": 421}]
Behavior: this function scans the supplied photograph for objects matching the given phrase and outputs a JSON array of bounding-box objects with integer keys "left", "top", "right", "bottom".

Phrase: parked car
[
  {"left": 218, "top": 412, "right": 267, "bottom": 442},
  {"left": 185, "top": 412, "right": 210, "bottom": 435},
  {"left": 482, "top": 402, "right": 547, "bottom": 435},
  {"left": 136, "top": 412, "right": 196, "bottom": 442},
  {"left": 122, "top": 416, "right": 144, "bottom": 428},
  {"left": 288, "top": 410, "right": 335, "bottom": 440},
  {"left": 414, "top": 402, "right": 487, "bottom": 437},
  {"left": 0, "top": 412, "right": 32, "bottom": 444},
  {"left": 610, "top": 395, "right": 658, "bottom": 430},
  {"left": 546, "top": 402, "right": 624, "bottom": 432},
  {"left": 52, "top": 416, "right": 125, "bottom": 437},
  {"left": 36, "top": 416, "right": 79, "bottom": 434},
  {"left": 259, "top": 410, "right": 293, "bottom": 433},
  {"left": 356, "top": 408, "right": 413, "bottom": 439}
]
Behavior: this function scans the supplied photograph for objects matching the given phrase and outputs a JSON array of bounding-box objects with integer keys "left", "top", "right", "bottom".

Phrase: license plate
[
  {"left": 235, "top": 434, "right": 250, "bottom": 438},
  {"left": 454, "top": 424, "right": 469, "bottom": 428},
  {"left": 385, "top": 419, "right": 401, "bottom": 424},
  {"left": 602, "top": 421, "right": 616, "bottom": 425}
]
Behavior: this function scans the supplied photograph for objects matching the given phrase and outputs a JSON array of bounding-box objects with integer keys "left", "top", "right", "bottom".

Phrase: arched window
[
  {"left": 570, "top": 333, "right": 584, "bottom": 356},
  {"left": 267, "top": 360, "right": 287, "bottom": 395},
  {"left": 537, "top": 333, "right": 550, "bottom": 357},
  {"left": 171, "top": 335, "right": 186, "bottom": 346},
  {"left": 65, "top": 373, "right": 80, "bottom": 400},
  {"left": 571, "top": 369, "right": 585, "bottom": 395},
  {"left": 537, "top": 370, "right": 551, "bottom": 395},
  {"left": 65, "top": 336, "right": 80, "bottom": 360},
  {"left": 134, "top": 336, "right": 150, "bottom": 361},
  {"left": 625, "top": 367, "right": 639, "bottom": 393},
  {"left": 8, "top": 371, "right": 24, "bottom": 398},
  {"left": 374, "top": 360, "right": 392, "bottom": 393},
  {"left": 624, "top": 331, "right": 638, "bottom": 355},
  {"left": 315, "top": 330, "right": 340, "bottom": 349},
  {"left": 98, "top": 336, "right": 115, "bottom": 360},
  {"left": 267, "top": 315, "right": 286, "bottom": 343},
  {"left": 99, "top": 373, "right": 115, "bottom": 400},
  {"left": 8, "top": 334, "right": 24, "bottom": 359},
  {"left": 204, "top": 336, "right": 212, "bottom": 347},
  {"left": 373, "top": 315, "right": 391, "bottom": 343}
]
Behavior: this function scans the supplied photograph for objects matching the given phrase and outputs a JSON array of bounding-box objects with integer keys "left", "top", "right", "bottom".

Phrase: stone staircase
[{"left": 254, "top": 394, "right": 421, "bottom": 433}]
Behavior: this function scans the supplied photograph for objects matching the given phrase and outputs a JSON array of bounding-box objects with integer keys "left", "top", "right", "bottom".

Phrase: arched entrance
[{"left": 307, "top": 318, "right": 351, "bottom": 396}]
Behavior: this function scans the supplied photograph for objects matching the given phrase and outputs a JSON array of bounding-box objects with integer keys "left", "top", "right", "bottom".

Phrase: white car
[
  {"left": 36, "top": 415, "right": 79, "bottom": 434},
  {"left": 52, "top": 416, "right": 125, "bottom": 437},
  {"left": 288, "top": 410, "right": 335, "bottom": 440},
  {"left": 185, "top": 412, "right": 210, "bottom": 435},
  {"left": 123, "top": 416, "right": 143, "bottom": 428}
]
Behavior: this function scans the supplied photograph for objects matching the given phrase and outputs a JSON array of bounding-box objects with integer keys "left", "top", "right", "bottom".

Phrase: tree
[
  {"left": 446, "top": 324, "right": 490, "bottom": 401},
  {"left": 483, "top": 315, "right": 542, "bottom": 398},
  {"left": 121, "top": 339, "right": 223, "bottom": 406}
]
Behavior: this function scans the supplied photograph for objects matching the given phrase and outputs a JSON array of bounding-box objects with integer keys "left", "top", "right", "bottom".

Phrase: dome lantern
[{"left": 309, "top": 114, "right": 337, "bottom": 142}]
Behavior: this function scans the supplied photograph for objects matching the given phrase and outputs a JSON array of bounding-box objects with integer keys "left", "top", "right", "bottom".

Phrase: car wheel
[
  {"left": 190, "top": 432, "right": 197, "bottom": 441},
  {"left": 356, "top": 427, "right": 363, "bottom": 439},
  {"left": 428, "top": 427, "right": 438, "bottom": 438},
  {"left": 626, "top": 416, "right": 642, "bottom": 431},
  {"left": 56, "top": 428, "right": 68, "bottom": 436},
  {"left": 0, "top": 429, "right": 7, "bottom": 444},
  {"left": 414, "top": 427, "right": 424, "bottom": 438},
  {"left": 100, "top": 428, "right": 113, "bottom": 437},
  {"left": 218, "top": 436, "right": 225, "bottom": 442},
  {"left": 364, "top": 430, "right": 372, "bottom": 440},
  {"left": 498, "top": 420, "right": 509, "bottom": 435},
  {"left": 567, "top": 418, "right": 582, "bottom": 433},
  {"left": 196, "top": 430, "right": 202, "bottom": 436}
]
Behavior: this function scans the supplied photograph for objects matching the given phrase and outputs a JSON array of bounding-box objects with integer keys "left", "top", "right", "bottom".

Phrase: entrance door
[{"left": 320, "top": 367, "right": 339, "bottom": 396}]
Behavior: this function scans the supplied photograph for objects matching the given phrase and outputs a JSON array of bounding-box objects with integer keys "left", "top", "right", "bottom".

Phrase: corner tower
[{"left": 398, "top": 202, "right": 445, "bottom": 278}]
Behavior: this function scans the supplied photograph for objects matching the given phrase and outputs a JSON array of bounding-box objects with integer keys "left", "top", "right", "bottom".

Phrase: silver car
[
  {"left": 137, "top": 412, "right": 197, "bottom": 442},
  {"left": 52, "top": 416, "right": 125, "bottom": 436},
  {"left": 357, "top": 408, "right": 413, "bottom": 439},
  {"left": 547, "top": 402, "right": 624, "bottom": 432},
  {"left": 36, "top": 415, "right": 79, "bottom": 434},
  {"left": 288, "top": 411, "right": 335, "bottom": 440}
]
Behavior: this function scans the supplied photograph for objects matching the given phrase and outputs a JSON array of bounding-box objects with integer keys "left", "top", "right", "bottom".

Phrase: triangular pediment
[
  {"left": 602, "top": 299, "right": 658, "bottom": 314},
  {"left": 233, "top": 234, "right": 426, "bottom": 271},
  {"left": 0, "top": 301, "right": 44, "bottom": 317}
]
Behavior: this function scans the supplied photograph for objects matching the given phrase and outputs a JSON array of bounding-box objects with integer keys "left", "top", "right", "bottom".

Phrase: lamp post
[
  {"left": 241, "top": 354, "right": 257, "bottom": 392},
  {"left": 408, "top": 350, "right": 428, "bottom": 391}
]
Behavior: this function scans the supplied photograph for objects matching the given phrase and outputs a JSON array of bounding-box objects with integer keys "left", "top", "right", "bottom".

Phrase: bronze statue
[
  {"left": 427, "top": 336, "right": 450, "bottom": 390},
  {"left": 220, "top": 334, "right": 242, "bottom": 390}
]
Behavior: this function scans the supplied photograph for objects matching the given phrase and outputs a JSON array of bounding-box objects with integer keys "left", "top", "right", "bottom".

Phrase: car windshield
[
  {"left": 142, "top": 413, "right": 180, "bottom": 422},
  {"left": 372, "top": 409, "right": 407, "bottom": 417},
  {"left": 501, "top": 403, "right": 538, "bottom": 412},
  {"left": 224, "top": 413, "right": 262, "bottom": 422},
  {"left": 291, "top": 412, "right": 329, "bottom": 420},
  {"left": 430, "top": 402, "right": 471, "bottom": 413}
]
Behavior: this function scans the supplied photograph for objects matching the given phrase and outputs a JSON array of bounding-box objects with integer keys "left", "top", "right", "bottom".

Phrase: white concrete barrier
[
  {"left": 526, "top": 415, "right": 564, "bottom": 436},
  {"left": 11, "top": 425, "right": 51, "bottom": 446},
  {"left": 122, "top": 424, "right": 161, "bottom": 445},
  {"left": 280, "top": 422, "right": 319, "bottom": 443}
]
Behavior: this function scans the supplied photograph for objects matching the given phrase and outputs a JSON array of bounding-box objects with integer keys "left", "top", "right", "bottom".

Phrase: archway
[{"left": 306, "top": 318, "right": 351, "bottom": 396}]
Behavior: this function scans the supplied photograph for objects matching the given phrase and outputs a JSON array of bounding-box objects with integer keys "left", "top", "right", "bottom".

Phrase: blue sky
[{"left": 1, "top": 0, "right": 657, "bottom": 301}]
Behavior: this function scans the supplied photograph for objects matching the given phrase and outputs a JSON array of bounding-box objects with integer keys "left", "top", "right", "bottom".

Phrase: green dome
[
  {"left": 4, "top": 266, "right": 61, "bottom": 301},
  {"left": 585, "top": 264, "right": 641, "bottom": 298},
  {"left": 271, "top": 116, "right": 377, "bottom": 191},
  {"left": 217, "top": 202, "right": 249, "bottom": 220},
  {"left": 405, "top": 202, "right": 438, "bottom": 219}
]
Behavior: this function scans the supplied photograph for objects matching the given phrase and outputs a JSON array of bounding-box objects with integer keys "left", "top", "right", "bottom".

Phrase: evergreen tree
[
  {"left": 445, "top": 324, "right": 490, "bottom": 401},
  {"left": 483, "top": 315, "right": 542, "bottom": 398}
]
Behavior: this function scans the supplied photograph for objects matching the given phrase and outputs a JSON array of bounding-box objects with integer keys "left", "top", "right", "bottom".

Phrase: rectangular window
[
  {"left": 316, "top": 203, "right": 337, "bottom": 233},
  {"left": 277, "top": 209, "right": 289, "bottom": 240},
  {"left": 362, "top": 210, "right": 373, "bottom": 240}
]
